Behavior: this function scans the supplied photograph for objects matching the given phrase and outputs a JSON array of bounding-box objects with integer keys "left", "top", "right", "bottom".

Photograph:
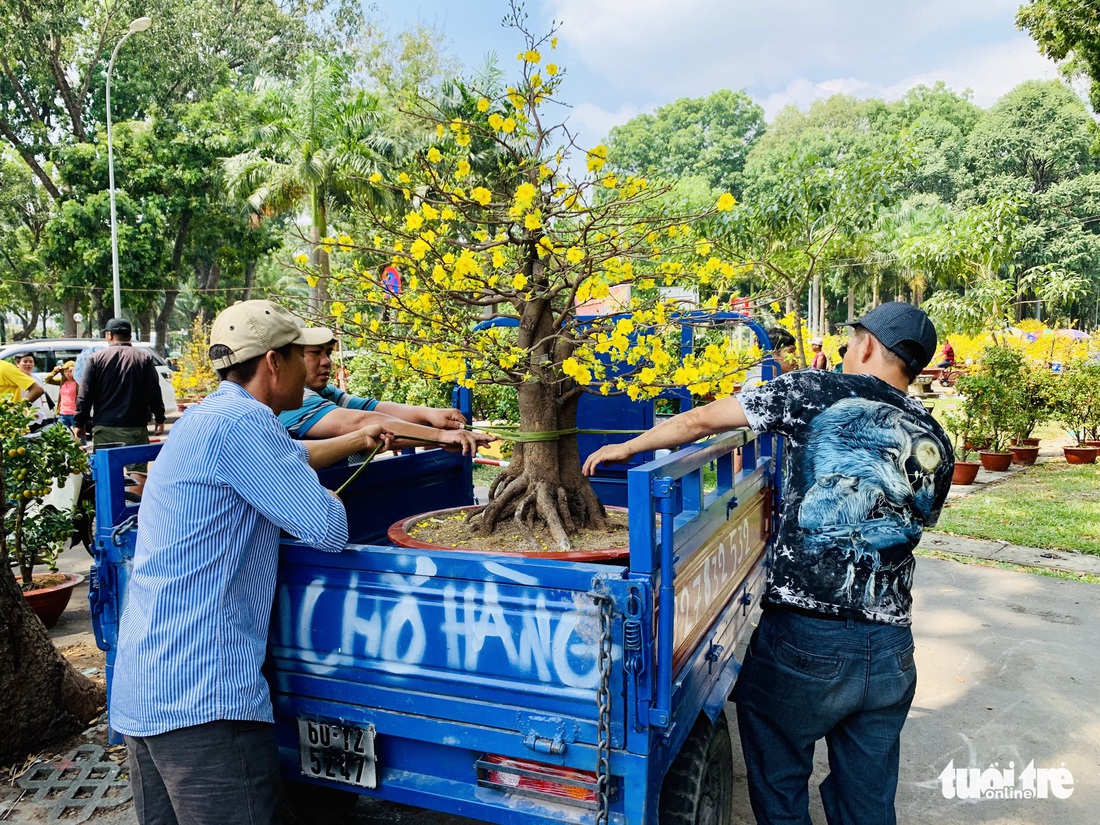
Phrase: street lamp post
[{"left": 106, "top": 16, "right": 152, "bottom": 320}]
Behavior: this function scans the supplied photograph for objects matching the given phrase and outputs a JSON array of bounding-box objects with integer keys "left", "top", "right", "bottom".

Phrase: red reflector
[{"left": 479, "top": 754, "right": 597, "bottom": 803}]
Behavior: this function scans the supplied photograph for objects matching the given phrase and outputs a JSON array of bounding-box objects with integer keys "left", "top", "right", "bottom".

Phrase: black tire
[
  {"left": 658, "top": 711, "right": 734, "bottom": 825},
  {"left": 283, "top": 780, "right": 360, "bottom": 824}
]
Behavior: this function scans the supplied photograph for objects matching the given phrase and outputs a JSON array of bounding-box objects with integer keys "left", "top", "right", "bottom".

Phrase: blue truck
[{"left": 90, "top": 315, "right": 783, "bottom": 825}]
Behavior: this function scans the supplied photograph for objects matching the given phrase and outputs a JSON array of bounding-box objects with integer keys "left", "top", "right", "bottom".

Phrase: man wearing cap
[
  {"left": 810, "top": 336, "right": 829, "bottom": 370},
  {"left": 74, "top": 319, "right": 165, "bottom": 478},
  {"left": 279, "top": 333, "right": 494, "bottom": 454},
  {"left": 109, "top": 300, "right": 386, "bottom": 825},
  {"left": 584, "top": 302, "right": 954, "bottom": 825}
]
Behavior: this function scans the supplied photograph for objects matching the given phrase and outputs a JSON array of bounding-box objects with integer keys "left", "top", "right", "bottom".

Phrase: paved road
[{"left": 27, "top": 553, "right": 1097, "bottom": 824}]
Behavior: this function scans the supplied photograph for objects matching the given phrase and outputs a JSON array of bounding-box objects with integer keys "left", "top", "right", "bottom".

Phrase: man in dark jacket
[{"left": 75, "top": 318, "right": 166, "bottom": 477}]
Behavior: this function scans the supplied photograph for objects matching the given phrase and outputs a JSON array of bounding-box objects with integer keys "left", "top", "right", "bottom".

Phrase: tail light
[{"left": 475, "top": 754, "right": 605, "bottom": 809}]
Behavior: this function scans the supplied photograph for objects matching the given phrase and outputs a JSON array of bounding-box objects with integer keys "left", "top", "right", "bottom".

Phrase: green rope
[
  {"left": 468, "top": 424, "right": 645, "bottom": 442},
  {"left": 334, "top": 440, "right": 387, "bottom": 496}
]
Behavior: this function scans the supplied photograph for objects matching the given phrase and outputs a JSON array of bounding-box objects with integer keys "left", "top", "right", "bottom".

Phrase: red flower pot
[
  {"left": 979, "top": 451, "right": 1013, "bottom": 472},
  {"left": 1064, "top": 446, "right": 1099, "bottom": 465},
  {"left": 1010, "top": 437, "right": 1040, "bottom": 447},
  {"left": 22, "top": 572, "right": 84, "bottom": 629},
  {"left": 1009, "top": 445, "right": 1040, "bottom": 466},
  {"left": 951, "top": 461, "right": 981, "bottom": 485}
]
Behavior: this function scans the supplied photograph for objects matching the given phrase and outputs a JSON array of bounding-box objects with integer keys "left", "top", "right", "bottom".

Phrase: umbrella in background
[{"left": 1055, "top": 329, "right": 1090, "bottom": 340}]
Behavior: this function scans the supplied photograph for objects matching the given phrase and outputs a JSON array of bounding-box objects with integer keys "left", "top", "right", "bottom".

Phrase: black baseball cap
[
  {"left": 104, "top": 318, "right": 132, "bottom": 335},
  {"left": 844, "top": 302, "right": 937, "bottom": 375}
]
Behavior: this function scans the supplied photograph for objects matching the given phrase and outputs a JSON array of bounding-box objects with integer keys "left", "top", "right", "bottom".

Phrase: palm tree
[{"left": 224, "top": 54, "right": 400, "bottom": 309}]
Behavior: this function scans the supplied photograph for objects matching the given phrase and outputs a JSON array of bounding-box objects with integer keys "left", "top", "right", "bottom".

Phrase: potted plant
[
  {"left": 1, "top": 400, "right": 90, "bottom": 627},
  {"left": 1005, "top": 363, "right": 1055, "bottom": 465},
  {"left": 940, "top": 409, "right": 982, "bottom": 485},
  {"left": 956, "top": 371, "right": 1013, "bottom": 472},
  {"left": 1051, "top": 360, "right": 1100, "bottom": 464}
]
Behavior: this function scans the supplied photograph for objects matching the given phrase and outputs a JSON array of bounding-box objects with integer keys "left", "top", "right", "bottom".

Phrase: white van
[{"left": 0, "top": 338, "right": 179, "bottom": 416}]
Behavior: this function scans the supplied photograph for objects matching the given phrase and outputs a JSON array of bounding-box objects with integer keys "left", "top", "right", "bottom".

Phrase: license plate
[{"left": 297, "top": 717, "right": 378, "bottom": 789}]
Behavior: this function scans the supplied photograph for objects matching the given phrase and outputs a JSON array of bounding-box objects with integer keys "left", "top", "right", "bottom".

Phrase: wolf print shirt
[{"left": 739, "top": 370, "right": 954, "bottom": 626}]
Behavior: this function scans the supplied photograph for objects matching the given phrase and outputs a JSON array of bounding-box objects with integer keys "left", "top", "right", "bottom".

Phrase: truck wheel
[
  {"left": 658, "top": 711, "right": 734, "bottom": 825},
  {"left": 283, "top": 781, "right": 360, "bottom": 824}
]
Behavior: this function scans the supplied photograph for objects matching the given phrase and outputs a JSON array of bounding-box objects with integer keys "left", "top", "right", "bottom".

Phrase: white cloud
[
  {"left": 543, "top": 0, "right": 1053, "bottom": 105},
  {"left": 759, "top": 38, "right": 1060, "bottom": 119},
  {"left": 562, "top": 102, "right": 644, "bottom": 143}
]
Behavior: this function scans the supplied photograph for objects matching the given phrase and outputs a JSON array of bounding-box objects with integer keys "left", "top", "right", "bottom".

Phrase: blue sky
[{"left": 366, "top": 0, "right": 1063, "bottom": 148}]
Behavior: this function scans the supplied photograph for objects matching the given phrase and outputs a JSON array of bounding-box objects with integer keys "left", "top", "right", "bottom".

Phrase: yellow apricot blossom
[
  {"left": 586, "top": 145, "right": 608, "bottom": 173},
  {"left": 716, "top": 192, "right": 736, "bottom": 211},
  {"left": 455, "top": 159, "right": 471, "bottom": 179},
  {"left": 512, "top": 272, "right": 528, "bottom": 291},
  {"left": 471, "top": 187, "right": 492, "bottom": 206},
  {"left": 427, "top": 147, "right": 442, "bottom": 163},
  {"left": 477, "top": 98, "right": 491, "bottom": 112}
]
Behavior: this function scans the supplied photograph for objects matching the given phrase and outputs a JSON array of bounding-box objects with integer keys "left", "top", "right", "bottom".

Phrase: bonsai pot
[
  {"left": 389, "top": 505, "right": 629, "bottom": 562},
  {"left": 1010, "top": 437, "right": 1041, "bottom": 447},
  {"left": 978, "top": 451, "right": 1013, "bottom": 472},
  {"left": 1009, "top": 445, "right": 1040, "bottom": 466},
  {"left": 951, "top": 461, "right": 981, "bottom": 485},
  {"left": 22, "top": 572, "right": 85, "bottom": 629},
  {"left": 1063, "top": 446, "right": 1099, "bottom": 465},
  {"left": 964, "top": 437, "right": 992, "bottom": 452},
  {"left": 1084, "top": 440, "right": 1100, "bottom": 448}
]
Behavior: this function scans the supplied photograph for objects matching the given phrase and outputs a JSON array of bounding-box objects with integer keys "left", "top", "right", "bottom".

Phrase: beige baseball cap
[{"left": 208, "top": 300, "right": 334, "bottom": 369}]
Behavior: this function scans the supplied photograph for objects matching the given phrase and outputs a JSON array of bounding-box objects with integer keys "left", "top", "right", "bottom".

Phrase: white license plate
[{"left": 297, "top": 717, "right": 378, "bottom": 789}]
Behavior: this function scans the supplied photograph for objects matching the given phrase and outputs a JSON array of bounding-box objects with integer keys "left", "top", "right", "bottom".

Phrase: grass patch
[{"left": 935, "top": 461, "right": 1100, "bottom": 555}]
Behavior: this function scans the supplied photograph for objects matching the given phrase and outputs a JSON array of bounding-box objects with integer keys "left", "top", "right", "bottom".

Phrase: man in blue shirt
[
  {"left": 279, "top": 332, "right": 494, "bottom": 454},
  {"left": 110, "top": 300, "right": 387, "bottom": 825}
]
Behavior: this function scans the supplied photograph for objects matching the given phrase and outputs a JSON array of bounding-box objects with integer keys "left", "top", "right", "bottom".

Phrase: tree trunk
[
  {"left": 467, "top": 259, "right": 605, "bottom": 549},
  {"left": 62, "top": 296, "right": 79, "bottom": 337},
  {"left": 847, "top": 280, "right": 855, "bottom": 322},
  {"left": 470, "top": 380, "right": 606, "bottom": 550},
  {"left": 136, "top": 309, "right": 152, "bottom": 344},
  {"left": 242, "top": 259, "right": 257, "bottom": 302},
  {"left": 156, "top": 290, "right": 179, "bottom": 355},
  {"left": 310, "top": 193, "right": 330, "bottom": 313},
  {"left": 0, "top": 571, "right": 105, "bottom": 764}
]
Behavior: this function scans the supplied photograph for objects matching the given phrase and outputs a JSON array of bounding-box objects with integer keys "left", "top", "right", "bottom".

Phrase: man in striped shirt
[
  {"left": 109, "top": 301, "right": 386, "bottom": 825},
  {"left": 278, "top": 332, "right": 492, "bottom": 454}
]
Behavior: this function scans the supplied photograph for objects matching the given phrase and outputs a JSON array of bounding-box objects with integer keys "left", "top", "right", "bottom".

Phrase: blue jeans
[{"left": 734, "top": 608, "right": 916, "bottom": 825}]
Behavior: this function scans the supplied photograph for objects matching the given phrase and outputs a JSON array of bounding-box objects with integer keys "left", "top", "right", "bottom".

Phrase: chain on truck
[{"left": 90, "top": 313, "right": 784, "bottom": 825}]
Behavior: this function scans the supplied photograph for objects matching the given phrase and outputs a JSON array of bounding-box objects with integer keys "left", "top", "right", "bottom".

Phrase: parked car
[{"left": 0, "top": 338, "right": 179, "bottom": 417}]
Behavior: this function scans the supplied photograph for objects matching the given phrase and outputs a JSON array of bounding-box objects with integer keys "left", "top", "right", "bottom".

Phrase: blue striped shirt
[
  {"left": 277, "top": 385, "right": 378, "bottom": 437},
  {"left": 109, "top": 381, "right": 348, "bottom": 737}
]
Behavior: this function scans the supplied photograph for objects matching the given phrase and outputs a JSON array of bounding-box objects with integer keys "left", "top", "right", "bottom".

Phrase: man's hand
[
  {"left": 582, "top": 443, "right": 637, "bottom": 476},
  {"left": 357, "top": 424, "right": 390, "bottom": 452},
  {"left": 436, "top": 428, "right": 495, "bottom": 456},
  {"left": 420, "top": 407, "right": 467, "bottom": 430},
  {"left": 153, "top": 422, "right": 165, "bottom": 436}
]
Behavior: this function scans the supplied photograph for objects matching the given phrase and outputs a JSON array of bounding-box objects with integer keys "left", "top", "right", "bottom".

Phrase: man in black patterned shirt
[{"left": 584, "top": 303, "right": 953, "bottom": 825}]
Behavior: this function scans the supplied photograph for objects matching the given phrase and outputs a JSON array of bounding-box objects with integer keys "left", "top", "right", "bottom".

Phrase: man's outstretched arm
[{"left": 582, "top": 396, "right": 750, "bottom": 476}]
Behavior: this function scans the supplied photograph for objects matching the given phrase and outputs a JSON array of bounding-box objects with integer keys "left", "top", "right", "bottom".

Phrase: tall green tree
[
  {"left": 960, "top": 80, "right": 1100, "bottom": 323},
  {"left": 0, "top": 151, "right": 54, "bottom": 339},
  {"left": 1018, "top": 0, "right": 1100, "bottom": 110},
  {"left": 606, "top": 89, "right": 765, "bottom": 196},
  {"left": 225, "top": 54, "right": 400, "bottom": 309}
]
